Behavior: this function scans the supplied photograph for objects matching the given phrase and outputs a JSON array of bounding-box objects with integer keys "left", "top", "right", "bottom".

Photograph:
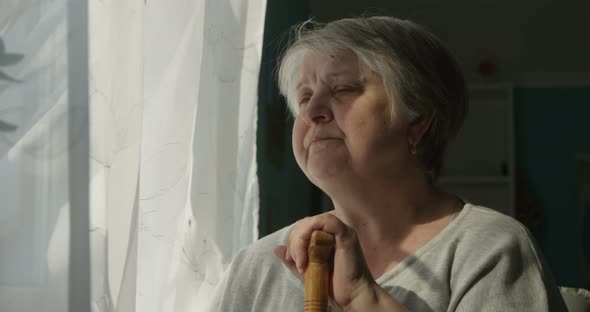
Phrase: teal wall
[
  {"left": 257, "top": 1, "right": 318, "bottom": 237},
  {"left": 515, "top": 87, "right": 590, "bottom": 288}
]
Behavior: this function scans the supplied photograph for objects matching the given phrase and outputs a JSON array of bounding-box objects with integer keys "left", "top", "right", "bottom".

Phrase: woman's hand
[{"left": 272, "top": 212, "right": 376, "bottom": 308}]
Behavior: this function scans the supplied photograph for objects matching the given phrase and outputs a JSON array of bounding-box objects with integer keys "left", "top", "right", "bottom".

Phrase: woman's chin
[{"left": 306, "top": 159, "right": 344, "bottom": 182}]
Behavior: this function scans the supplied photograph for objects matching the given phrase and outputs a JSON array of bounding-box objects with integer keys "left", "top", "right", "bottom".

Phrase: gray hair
[{"left": 277, "top": 16, "right": 468, "bottom": 182}]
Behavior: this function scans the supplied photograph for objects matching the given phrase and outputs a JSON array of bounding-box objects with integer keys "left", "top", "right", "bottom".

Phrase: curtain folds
[{"left": 0, "top": 0, "right": 265, "bottom": 311}]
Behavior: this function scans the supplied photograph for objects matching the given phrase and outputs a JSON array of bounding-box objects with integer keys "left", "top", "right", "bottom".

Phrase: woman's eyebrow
[
  {"left": 295, "top": 71, "right": 360, "bottom": 91},
  {"left": 295, "top": 80, "right": 307, "bottom": 91},
  {"left": 325, "top": 71, "right": 359, "bottom": 81}
]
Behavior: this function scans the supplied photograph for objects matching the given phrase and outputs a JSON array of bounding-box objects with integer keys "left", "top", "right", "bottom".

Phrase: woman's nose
[{"left": 301, "top": 94, "right": 334, "bottom": 125}]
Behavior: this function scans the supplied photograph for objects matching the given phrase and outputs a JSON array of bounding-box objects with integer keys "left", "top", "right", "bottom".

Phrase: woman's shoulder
[
  {"left": 210, "top": 224, "right": 304, "bottom": 311},
  {"left": 229, "top": 224, "right": 294, "bottom": 271},
  {"left": 459, "top": 204, "right": 533, "bottom": 235},
  {"left": 451, "top": 203, "right": 544, "bottom": 262},
  {"left": 442, "top": 204, "right": 566, "bottom": 311},
  {"left": 242, "top": 224, "right": 293, "bottom": 255}
]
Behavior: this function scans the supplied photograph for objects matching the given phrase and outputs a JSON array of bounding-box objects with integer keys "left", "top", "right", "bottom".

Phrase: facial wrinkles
[
  {"left": 296, "top": 73, "right": 343, "bottom": 150},
  {"left": 295, "top": 53, "right": 405, "bottom": 185},
  {"left": 296, "top": 53, "right": 381, "bottom": 158},
  {"left": 298, "top": 52, "right": 364, "bottom": 100}
]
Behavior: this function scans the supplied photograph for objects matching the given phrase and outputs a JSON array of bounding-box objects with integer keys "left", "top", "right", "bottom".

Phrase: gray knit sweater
[{"left": 208, "top": 204, "right": 567, "bottom": 311}]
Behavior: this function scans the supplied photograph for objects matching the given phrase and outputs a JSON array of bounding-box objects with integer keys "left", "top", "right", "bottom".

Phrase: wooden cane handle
[{"left": 304, "top": 230, "right": 335, "bottom": 312}]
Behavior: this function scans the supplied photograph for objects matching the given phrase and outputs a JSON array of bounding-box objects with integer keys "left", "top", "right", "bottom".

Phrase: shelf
[
  {"left": 437, "top": 176, "right": 510, "bottom": 184},
  {"left": 436, "top": 84, "right": 514, "bottom": 216}
]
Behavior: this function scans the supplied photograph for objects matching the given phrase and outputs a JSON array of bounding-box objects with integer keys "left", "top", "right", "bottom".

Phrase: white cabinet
[{"left": 438, "top": 84, "right": 515, "bottom": 216}]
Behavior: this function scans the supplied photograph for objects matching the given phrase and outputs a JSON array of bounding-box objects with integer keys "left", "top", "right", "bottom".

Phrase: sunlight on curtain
[
  {"left": 139, "top": 0, "right": 265, "bottom": 311},
  {"left": 88, "top": 1, "right": 144, "bottom": 311},
  {"left": 0, "top": 0, "right": 264, "bottom": 311}
]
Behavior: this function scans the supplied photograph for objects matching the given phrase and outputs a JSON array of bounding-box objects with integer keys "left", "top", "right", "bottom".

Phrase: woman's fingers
[
  {"left": 275, "top": 212, "right": 377, "bottom": 307},
  {"left": 286, "top": 222, "right": 307, "bottom": 273},
  {"left": 285, "top": 245, "right": 292, "bottom": 262},
  {"left": 272, "top": 245, "right": 301, "bottom": 277},
  {"left": 285, "top": 213, "right": 349, "bottom": 273},
  {"left": 272, "top": 245, "right": 287, "bottom": 261}
]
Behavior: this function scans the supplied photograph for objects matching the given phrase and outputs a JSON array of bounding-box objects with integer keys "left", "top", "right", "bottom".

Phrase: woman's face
[{"left": 292, "top": 51, "right": 413, "bottom": 187}]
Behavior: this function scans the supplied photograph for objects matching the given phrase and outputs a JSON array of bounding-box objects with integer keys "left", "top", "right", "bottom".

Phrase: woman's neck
[
  {"left": 323, "top": 170, "right": 461, "bottom": 278},
  {"left": 327, "top": 168, "right": 436, "bottom": 230},
  {"left": 331, "top": 186, "right": 443, "bottom": 242}
]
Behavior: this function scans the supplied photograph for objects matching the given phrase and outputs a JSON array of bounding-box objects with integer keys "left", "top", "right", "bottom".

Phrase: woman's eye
[
  {"left": 333, "top": 86, "right": 357, "bottom": 94},
  {"left": 298, "top": 97, "right": 310, "bottom": 106}
]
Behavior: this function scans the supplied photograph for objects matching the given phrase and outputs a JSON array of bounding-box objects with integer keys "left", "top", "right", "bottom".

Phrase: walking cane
[{"left": 304, "top": 230, "right": 335, "bottom": 312}]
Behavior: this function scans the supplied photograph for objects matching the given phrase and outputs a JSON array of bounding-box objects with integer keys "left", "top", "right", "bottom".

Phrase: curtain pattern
[{"left": 0, "top": 0, "right": 265, "bottom": 311}]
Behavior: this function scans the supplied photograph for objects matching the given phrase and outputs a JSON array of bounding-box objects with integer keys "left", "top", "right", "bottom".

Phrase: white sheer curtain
[
  {"left": 0, "top": 0, "right": 265, "bottom": 311},
  {"left": 139, "top": 0, "right": 264, "bottom": 311}
]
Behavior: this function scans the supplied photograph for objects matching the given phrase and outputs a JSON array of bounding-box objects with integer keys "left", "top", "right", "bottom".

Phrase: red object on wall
[{"left": 478, "top": 59, "right": 496, "bottom": 78}]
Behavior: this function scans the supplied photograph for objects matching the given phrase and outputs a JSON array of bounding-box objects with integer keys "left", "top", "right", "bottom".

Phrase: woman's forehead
[
  {"left": 301, "top": 50, "right": 360, "bottom": 73},
  {"left": 297, "top": 51, "right": 364, "bottom": 89}
]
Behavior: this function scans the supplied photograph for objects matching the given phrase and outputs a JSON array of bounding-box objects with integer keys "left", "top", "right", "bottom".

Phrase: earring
[{"left": 410, "top": 143, "right": 417, "bottom": 155}]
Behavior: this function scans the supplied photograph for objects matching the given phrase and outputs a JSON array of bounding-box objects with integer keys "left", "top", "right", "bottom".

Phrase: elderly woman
[{"left": 209, "top": 16, "right": 566, "bottom": 311}]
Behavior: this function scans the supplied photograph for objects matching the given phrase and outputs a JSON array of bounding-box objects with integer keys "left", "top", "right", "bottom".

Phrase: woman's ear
[{"left": 407, "top": 113, "right": 434, "bottom": 146}]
